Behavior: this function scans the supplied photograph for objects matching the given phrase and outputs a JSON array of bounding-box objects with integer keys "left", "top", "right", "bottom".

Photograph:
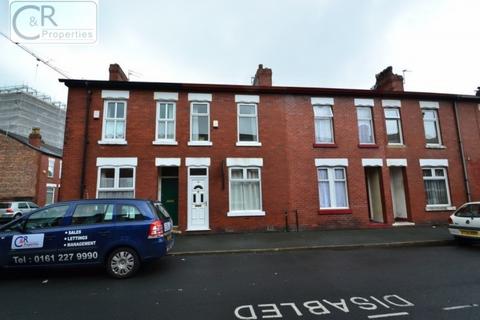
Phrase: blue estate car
[{"left": 0, "top": 199, "right": 174, "bottom": 278}]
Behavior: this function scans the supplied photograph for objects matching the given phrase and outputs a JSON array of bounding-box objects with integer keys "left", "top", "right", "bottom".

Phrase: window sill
[
  {"left": 236, "top": 141, "right": 262, "bottom": 147},
  {"left": 426, "top": 205, "right": 456, "bottom": 211},
  {"left": 318, "top": 209, "right": 352, "bottom": 215},
  {"left": 227, "top": 210, "right": 266, "bottom": 217},
  {"left": 152, "top": 140, "right": 178, "bottom": 146},
  {"left": 358, "top": 144, "right": 378, "bottom": 148},
  {"left": 387, "top": 144, "right": 406, "bottom": 148},
  {"left": 98, "top": 140, "right": 127, "bottom": 145},
  {"left": 426, "top": 144, "right": 446, "bottom": 149},
  {"left": 188, "top": 141, "right": 213, "bottom": 146},
  {"left": 313, "top": 143, "right": 337, "bottom": 148}
]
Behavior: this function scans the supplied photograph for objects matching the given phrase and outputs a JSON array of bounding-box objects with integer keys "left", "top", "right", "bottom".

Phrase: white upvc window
[
  {"left": 384, "top": 108, "right": 403, "bottom": 144},
  {"left": 97, "top": 167, "right": 135, "bottom": 198},
  {"left": 357, "top": 107, "right": 375, "bottom": 144},
  {"left": 59, "top": 160, "right": 62, "bottom": 179},
  {"left": 228, "top": 167, "right": 264, "bottom": 216},
  {"left": 155, "top": 101, "right": 176, "bottom": 144},
  {"left": 422, "top": 109, "right": 442, "bottom": 146},
  {"left": 422, "top": 167, "right": 451, "bottom": 207},
  {"left": 189, "top": 102, "right": 211, "bottom": 145},
  {"left": 313, "top": 105, "right": 334, "bottom": 144},
  {"left": 237, "top": 103, "right": 260, "bottom": 145},
  {"left": 101, "top": 100, "right": 127, "bottom": 143},
  {"left": 45, "top": 185, "right": 55, "bottom": 205},
  {"left": 317, "top": 167, "right": 349, "bottom": 209},
  {"left": 47, "top": 158, "right": 55, "bottom": 178}
]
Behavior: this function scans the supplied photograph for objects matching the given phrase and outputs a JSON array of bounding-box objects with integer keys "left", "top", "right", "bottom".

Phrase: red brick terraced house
[
  {"left": 0, "top": 128, "right": 62, "bottom": 206},
  {"left": 59, "top": 64, "right": 480, "bottom": 233}
]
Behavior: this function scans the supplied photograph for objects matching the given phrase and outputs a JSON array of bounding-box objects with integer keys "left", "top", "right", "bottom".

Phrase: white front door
[{"left": 187, "top": 167, "right": 209, "bottom": 231}]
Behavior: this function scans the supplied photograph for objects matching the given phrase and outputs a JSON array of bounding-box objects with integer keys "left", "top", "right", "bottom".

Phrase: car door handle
[
  {"left": 99, "top": 231, "right": 111, "bottom": 236},
  {"left": 45, "top": 235, "right": 56, "bottom": 240}
]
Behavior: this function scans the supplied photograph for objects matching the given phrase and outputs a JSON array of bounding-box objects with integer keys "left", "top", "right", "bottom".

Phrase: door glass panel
[{"left": 190, "top": 168, "right": 207, "bottom": 176}]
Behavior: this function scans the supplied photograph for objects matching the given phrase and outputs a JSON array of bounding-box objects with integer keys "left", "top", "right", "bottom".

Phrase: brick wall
[{"left": 60, "top": 85, "right": 480, "bottom": 233}]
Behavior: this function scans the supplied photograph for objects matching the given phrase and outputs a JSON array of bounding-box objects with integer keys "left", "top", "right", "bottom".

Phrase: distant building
[
  {"left": 0, "top": 128, "right": 62, "bottom": 206},
  {"left": 0, "top": 85, "right": 66, "bottom": 149}
]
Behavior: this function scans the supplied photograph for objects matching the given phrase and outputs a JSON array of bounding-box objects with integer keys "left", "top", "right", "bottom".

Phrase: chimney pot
[
  {"left": 253, "top": 64, "right": 272, "bottom": 86},
  {"left": 373, "top": 66, "right": 404, "bottom": 91},
  {"left": 28, "top": 127, "right": 43, "bottom": 148},
  {"left": 109, "top": 63, "right": 129, "bottom": 81}
]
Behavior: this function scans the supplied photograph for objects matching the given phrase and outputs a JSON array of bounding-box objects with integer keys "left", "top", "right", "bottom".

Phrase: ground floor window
[
  {"left": 229, "top": 167, "right": 262, "bottom": 213},
  {"left": 97, "top": 167, "right": 135, "bottom": 198},
  {"left": 317, "top": 167, "right": 349, "bottom": 209},
  {"left": 422, "top": 167, "right": 450, "bottom": 206},
  {"left": 45, "top": 186, "right": 55, "bottom": 205}
]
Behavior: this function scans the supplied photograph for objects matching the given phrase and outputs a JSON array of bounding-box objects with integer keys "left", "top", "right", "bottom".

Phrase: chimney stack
[
  {"left": 28, "top": 127, "right": 43, "bottom": 148},
  {"left": 373, "top": 66, "right": 404, "bottom": 91},
  {"left": 109, "top": 63, "right": 129, "bottom": 81},
  {"left": 253, "top": 64, "right": 272, "bottom": 86}
]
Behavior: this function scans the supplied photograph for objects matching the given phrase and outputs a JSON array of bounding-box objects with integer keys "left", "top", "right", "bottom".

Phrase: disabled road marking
[
  {"left": 367, "top": 312, "right": 409, "bottom": 319},
  {"left": 442, "top": 304, "right": 478, "bottom": 311}
]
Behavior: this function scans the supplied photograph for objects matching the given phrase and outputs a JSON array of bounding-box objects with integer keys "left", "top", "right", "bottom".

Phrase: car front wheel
[
  {"left": 14, "top": 213, "right": 22, "bottom": 220},
  {"left": 106, "top": 247, "right": 140, "bottom": 279}
]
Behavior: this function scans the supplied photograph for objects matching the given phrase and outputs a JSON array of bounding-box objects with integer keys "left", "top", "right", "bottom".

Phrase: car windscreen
[
  {"left": 455, "top": 203, "right": 480, "bottom": 218},
  {"left": 0, "top": 203, "right": 12, "bottom": 209},
  {"left": 151, "top": 202, "right": 171, "bottom": 220}
]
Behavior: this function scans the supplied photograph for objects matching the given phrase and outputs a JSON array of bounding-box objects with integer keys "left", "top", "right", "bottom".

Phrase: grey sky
[{"left": 1, "top": 0, "right": 479, "bottom": 103}]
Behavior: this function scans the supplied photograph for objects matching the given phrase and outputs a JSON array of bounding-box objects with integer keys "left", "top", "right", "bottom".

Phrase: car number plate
[
  {"left": 164, "top": 221, "right": 172, "bottom": 232},
  {"left": 460, "top": 230, "right": 478, "bottom": 236}
]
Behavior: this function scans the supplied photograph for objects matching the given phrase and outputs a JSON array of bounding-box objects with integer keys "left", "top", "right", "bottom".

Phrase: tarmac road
[{"left": 0, "top": 245, "right": 479, "bottom": 320}]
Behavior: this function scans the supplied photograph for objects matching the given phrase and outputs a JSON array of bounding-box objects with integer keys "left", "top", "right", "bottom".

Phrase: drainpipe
[
  {"left": 453, "top": 99, "right": 471, "bottom": 202},
  {"left": 80, "top": 82, "right": 92, "bottom": 199}
]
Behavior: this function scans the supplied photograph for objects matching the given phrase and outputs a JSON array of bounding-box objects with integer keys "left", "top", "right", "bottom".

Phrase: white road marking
[
  {"left": 367, "top": 312, "right": 409, "bottom": 319},
  {"left": 442, "top": 304, "right": 478, "bottom": 311}
]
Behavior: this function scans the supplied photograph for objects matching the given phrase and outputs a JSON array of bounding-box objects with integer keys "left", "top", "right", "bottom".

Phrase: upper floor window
[
  {"left": 317, "top": 167, "right": 349, "bottom": 209},
  {"left": 384, "top": 108, "right": 403, "bottom": 144},
  {"left": 422, "top": 167, "right": 450, "bottom": 206},
  {"left": 102, "top": 101, "right": 127, "bottom": 143},
  {"left": 97, "top": 167, "right": 135, "bottom": 198},
  {"left": 237, "top": 104, "right": 259, "bottom": 143},
  {"left": 47, "top": 158, "right": 55, "bottom": 177},
  {"left": 313, "top": 105, "right": 334, "bottom": 144},
  {"left": 190, "top": 102, "right": 210, "bottom": 143},
  {"left": 357, "top": 107, "right": 375, "bottom": 144},
  {"left": 422, "top": 109, "right": 441, "bottom": 145},
  {"left": 155, "top": 102, "right": 176, "bottom": 143}
]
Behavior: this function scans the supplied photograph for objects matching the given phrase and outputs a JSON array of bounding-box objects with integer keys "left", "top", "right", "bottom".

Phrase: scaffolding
[{"left": 0, "top": 85, "right": 66, "bottom": 110}]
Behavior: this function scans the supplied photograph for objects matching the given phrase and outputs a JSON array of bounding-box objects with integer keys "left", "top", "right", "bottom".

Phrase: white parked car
[
  {"left": 448, "top": 202, "right": 480, "bottom": 243},
  {"left": 0, "top": 201, "right": 39, "bottom": 222}
]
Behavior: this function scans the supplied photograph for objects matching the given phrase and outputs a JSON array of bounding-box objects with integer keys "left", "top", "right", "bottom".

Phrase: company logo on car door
[{"left": 11, "top": 234, "right": 44, "bottom": 249}]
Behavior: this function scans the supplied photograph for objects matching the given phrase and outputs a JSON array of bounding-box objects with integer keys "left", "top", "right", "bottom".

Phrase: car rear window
[
  {"left": 456, "top": 204, "right": 480, "bottom": 218},
  {"left": 152, "top": 202, "right": 171, "bottom": 220},
  {"left": 0, "top": 203, "right": 11, "bottom": 209}
]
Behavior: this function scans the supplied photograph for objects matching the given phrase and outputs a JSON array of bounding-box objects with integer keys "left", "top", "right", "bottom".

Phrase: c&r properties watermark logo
[{"left": 10, "top": 0, "right": 97, "bottom": 44}]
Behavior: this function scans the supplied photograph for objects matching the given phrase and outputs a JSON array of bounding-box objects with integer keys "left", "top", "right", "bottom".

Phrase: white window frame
[
  {"left": 422, "top": 167, "right": 451, "bottom": 208},
  {"left": 356, "top": 106, "right": 375, "bottom": 144},
  {"left": 96, "top": 166, "right": 136, "bottom": 198},
  {"left": 384, "top": 107, "right": 403, "bottom": 145},
  {"left": 59, "top": 160, "right": 62, "bottom": 179},
  {"left": 154, "top": 101, "right": 177, "bottom": 145},
  {"left": 227, "top": 167, "right": 265, "bottom": 217},
  {"left": 236, "top": 103, "right": 261, "bottom": 146},
  {"left": 47, "top": 158, "right": 55, "bottom": 178},
  {"left": 45, "top": 185, "right": 55, "bottom": 205},
  {"left": 99, "top": 100, "right": 128, "bottom": 144},
  {"left": 188, "top": 102, "right": 212, "bottom": 146},
  {"left": 317, "top": 167, "right": 349, "bottom": 209},
  {"left": 422, "top": 109, "right": 442, "bottom": 147},
  {"left": 313, "top": 104, "right": 334, "bottom": 144}
]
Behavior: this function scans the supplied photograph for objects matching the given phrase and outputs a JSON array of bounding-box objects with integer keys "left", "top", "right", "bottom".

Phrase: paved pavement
[{"left": 171, "top": 225, "right": 453, "bottom": 255}]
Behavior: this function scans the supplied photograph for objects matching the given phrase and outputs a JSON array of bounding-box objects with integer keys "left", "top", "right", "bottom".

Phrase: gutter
[
  {"left": 453, "top": 99, "right": 472, "bottom": 202},
  {"left": 80, "top": 82, "right": 92, "bottom": 199}
]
